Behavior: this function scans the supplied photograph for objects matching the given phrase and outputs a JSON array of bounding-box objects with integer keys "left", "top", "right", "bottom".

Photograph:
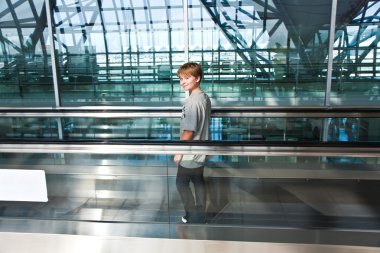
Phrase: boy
[{"left": 174, "top": 62, "right": 211, "bottom": 223}]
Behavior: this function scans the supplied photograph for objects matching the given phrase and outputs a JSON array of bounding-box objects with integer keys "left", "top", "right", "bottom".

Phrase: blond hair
[{"left": 177, "top": 62, "right": 203, "bottom": 82}]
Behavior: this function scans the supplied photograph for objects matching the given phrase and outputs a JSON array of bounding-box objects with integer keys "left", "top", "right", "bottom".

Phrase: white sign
[{"left": 0, "top": 169, "right": 48, "bottom": 202}]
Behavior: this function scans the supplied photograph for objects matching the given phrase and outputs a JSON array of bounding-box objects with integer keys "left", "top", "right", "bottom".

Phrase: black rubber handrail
[
  {"left": 0, "top": 106, "right": 380, "bottom": 117},
  {"left": 1, "top": 140, "right": 379, "bottom": 157}
]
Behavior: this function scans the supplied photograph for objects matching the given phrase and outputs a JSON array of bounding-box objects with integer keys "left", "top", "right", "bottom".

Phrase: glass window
[
  {"left": 149, "top": 0, "right": 167, "bottom": 7},
  {"left": 188, "top": 0, "right": 335, "bottom": 106},
  {"left": 151, "top": 9, "right": 167, "bottom": 22},
  {"left": 131, "top": 0, "right": 146, "bottom": 8},
  {"left": 134, "top": 9, "right": 147, "bottom": 22},
  {"left": 0, "top": 0, "right": 54, "bottom": 107},
  {"left": 332, "top": 1, "right": 380, "bottom": 105},
  {"left": 2, "top": 0, "right": 378, "bottom": 107},
  {"left": 52, "top": 1, "right": 184, "bottom": 106}
]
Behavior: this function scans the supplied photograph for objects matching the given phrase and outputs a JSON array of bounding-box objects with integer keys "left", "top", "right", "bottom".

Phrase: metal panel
[{"left": 0, "top": 143, "right": 379, "bottom": 157}]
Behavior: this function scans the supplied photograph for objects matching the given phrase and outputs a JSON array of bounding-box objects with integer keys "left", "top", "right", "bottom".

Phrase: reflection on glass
[
  {"left": 0, "top": 152, "right": 379, "bottom": 235},
  {"left": 189, "top": 0, "right": 332, "bottom": 106},
  {"left": 0, "top": 0, "right": 54, "bottom": 106},
  {"left": 0, "top": 116, "right": 379, "bottom": 143},
  {"left": 332, "top": 1, "right": 380, "bottom": 105},
  {"left": 214, "top": 117, "right": 323, "bottom": 142},
  {"left": 0, "top": 1, "right": 379, "bottom": 106},
  {"left": 327, "top": 117, "right": 373, "bottom": 142},
  {"left": 53, "top": 0, "right": 184, "bottom": 105},
  {"left": 61, "top": 117, "right": 178, "bottom": 140},
  {"left": 0, "top": 117, "right": 58, "bottom": 139}
]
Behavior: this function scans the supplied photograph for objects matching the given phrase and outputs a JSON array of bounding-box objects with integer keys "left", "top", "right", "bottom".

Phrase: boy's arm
[
  {"left": 174, "top": 130, "right": 194, "bottom": 164},
  {"left": 180, "top": 130, "right": 194, "bottom": 141}
]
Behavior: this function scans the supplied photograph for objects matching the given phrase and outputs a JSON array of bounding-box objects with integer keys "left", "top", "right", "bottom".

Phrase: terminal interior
[{"left": 0, "top": 0, "right": 380, "bottom": 252}]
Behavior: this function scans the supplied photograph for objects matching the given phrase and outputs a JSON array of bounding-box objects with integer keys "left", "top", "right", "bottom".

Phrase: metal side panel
[
  {"left": 0, "top": 219, "right": 380, "bottom": 248},
  {"left": 0, "top": 232, "right": 379, "bottom": 253}
]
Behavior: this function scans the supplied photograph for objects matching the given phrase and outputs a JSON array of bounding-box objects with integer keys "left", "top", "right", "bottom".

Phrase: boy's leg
[
  {"left": 191, "top": 166, "right": 206, "bottom": 223},
  {"left": 176, "top": 164, "right": 195, "bottom": 222}
]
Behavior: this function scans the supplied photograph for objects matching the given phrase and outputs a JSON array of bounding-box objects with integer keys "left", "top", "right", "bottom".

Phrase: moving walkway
[{"left": 0, "top": 107, "right": 379, "bottom": 250}]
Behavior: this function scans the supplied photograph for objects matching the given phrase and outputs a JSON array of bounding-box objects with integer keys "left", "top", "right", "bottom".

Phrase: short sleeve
[{"left": 181, "top": 103, "right": 199, "bottom": 132}]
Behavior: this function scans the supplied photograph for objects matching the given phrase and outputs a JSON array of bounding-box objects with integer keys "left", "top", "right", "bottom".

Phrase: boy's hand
[{"left": 173, "top": 154, "right": 183, "bottom": 165}]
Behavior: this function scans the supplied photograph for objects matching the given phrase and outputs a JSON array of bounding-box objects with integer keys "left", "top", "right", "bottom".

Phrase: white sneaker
[{"left": 181, "top": 216, "right": 188, "bottom": 223}]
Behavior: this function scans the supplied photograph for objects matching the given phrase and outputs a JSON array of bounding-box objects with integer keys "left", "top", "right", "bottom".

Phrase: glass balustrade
[
  {"left": 0, "top": 115, "right": 379, "bottom": 143},
  {"left": 0, "top": 147, "right": 379, "bottom": 243}
]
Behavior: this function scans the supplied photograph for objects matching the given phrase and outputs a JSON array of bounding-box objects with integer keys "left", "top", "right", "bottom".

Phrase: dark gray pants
[{"left": 176, "top": 164, "right": 206, "bottom": 223}]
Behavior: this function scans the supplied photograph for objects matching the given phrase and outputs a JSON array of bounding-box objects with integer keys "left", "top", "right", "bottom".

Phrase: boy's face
[{"left": 178, "top": 74, "right": 201, "bottom": 92}]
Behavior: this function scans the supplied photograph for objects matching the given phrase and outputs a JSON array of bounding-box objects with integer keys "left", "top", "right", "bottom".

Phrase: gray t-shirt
[{"left": 179, "top": 90, "right": 211, "bottom": 168}]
